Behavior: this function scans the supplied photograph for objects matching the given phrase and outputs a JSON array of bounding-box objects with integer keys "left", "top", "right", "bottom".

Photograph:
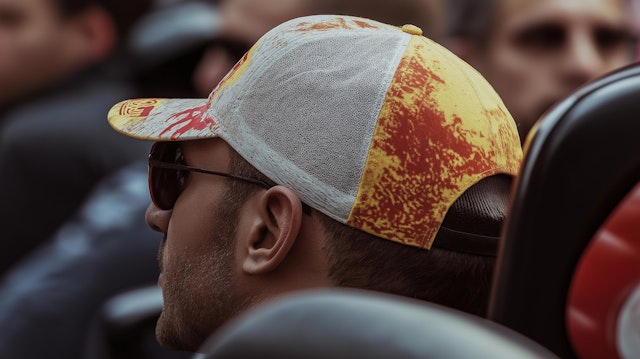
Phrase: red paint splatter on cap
[
  {"left": 159, "top": 104, "right": 215, "bottom": 140},
  {"left": 295, "top": 17, "right": 379, "bottom": 32},
  {"left": 349, "top": 38, "right": 519, "bottom": 248}
]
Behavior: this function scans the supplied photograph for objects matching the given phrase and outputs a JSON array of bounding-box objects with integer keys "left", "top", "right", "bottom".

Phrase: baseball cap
[{"left": 108, "top": 15, "right": 522, "bottom": 250}]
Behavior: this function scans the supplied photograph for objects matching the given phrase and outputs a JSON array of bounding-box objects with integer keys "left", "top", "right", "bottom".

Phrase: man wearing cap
[{"left": 108, "top": 15, "right": 523, "bottom": 351}]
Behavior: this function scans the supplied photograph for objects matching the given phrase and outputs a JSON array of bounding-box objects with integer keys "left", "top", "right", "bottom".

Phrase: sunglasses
[{"left": 148, "top": 142, "right": 272, "bottom": 210}]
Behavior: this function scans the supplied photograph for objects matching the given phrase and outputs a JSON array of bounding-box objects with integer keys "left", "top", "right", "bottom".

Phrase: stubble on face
[
  {"left": 155, "top": 181, "right": 253, "bottom": 351},
  {"left": 156, "top": 239, "right": 234, "bottom": 351}
]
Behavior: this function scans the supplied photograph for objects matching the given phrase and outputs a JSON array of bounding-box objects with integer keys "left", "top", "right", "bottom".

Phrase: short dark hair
[
  {"left": 52, "top": 0, "right": 153, "bottom": 40},
  {"left": 324, "top": 222, "right": 495, "bottom": 317},
  {"left": 227, "top": 148, "right": 505, "bottom": 317}
]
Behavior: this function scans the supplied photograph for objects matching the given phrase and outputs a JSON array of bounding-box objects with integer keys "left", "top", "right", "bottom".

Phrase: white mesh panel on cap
[{"left": 216, "top": 26, "right": 409, "bottom": 222}]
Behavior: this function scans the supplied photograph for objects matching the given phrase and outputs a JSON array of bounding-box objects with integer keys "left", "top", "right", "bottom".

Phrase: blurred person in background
[
  {"left": 0, "top": 0, "right": 446, "bottom": 358},
  {"left": 0, "top": 0, "right": 153, "bottom": 275},
  {"left": 0, "top": 0, "right": 148, "bottom": 110},
  {"left": 632, "top": 0, "right": 640, "bottom": 59},
  {"left": 445, "top": 0, "right": 637, "bottom": 142},
  {"left": 0, "top": 1, "right": 197, "bottom": 357}
]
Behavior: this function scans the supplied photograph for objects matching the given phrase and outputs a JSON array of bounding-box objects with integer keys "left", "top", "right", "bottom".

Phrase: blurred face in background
[
  {"left": 191, "top": 0, "right": 311, "bottom": 96},
  {"left": 632, "top": 0, "right": 640, "bottom": 60},
  {"left": 0, "top": 0, "right": 89, "bottom": 106},
  {"left": 473, "top": 0, "right": 635, "bottom": 140}
]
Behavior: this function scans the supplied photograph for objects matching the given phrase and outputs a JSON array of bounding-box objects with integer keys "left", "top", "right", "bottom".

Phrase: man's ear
[
  {"left": 241, "top": 186, "right": 303, "bottom": 275},
  {"left": 68, "top": 6, "right": 117, "bottom": 63}
]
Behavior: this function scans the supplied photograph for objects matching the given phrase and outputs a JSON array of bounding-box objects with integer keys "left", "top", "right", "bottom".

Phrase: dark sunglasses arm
[{"left": 148, "top": 159, "right": 273, "bottom": 189}]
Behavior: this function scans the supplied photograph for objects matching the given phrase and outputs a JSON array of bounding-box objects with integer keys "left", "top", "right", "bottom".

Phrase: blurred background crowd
[{"left": 0, "top": 0, "right": 638, "bottom": 357}]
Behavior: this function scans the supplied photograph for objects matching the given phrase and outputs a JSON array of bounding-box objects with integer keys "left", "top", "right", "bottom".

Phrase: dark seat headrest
[{"left": 198, "top": 288, "right": 559, "bottom": 359}]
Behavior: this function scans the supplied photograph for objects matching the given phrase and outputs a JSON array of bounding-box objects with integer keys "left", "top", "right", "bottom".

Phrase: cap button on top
[{"left": 401, "top": 24, "right": 423, "bottom": 36}]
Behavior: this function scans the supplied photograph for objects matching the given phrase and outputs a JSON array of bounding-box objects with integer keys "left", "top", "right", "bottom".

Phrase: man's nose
[
  {"left": 145, "top": 202, "right": 171, "bottom": 234},
  {"left": 563, "top": 30, "right": 605, "bottom": 84}
]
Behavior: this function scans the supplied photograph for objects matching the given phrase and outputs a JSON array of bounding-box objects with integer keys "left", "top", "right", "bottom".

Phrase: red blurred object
[{"left": 567, "top": 182, "right": 640, "bottom": 359}]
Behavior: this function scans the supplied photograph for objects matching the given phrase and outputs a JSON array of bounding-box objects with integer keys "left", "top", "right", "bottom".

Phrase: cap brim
[{"left": 108, "top": 98, "right": 218, "bottom": 141}]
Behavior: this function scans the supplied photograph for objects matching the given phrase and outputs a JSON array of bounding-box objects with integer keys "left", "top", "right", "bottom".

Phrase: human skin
[
  {"left": 149, "top": 139, "right": 244, "bottom": 350},
  {"left": 147, "top": 139, "right": 332, "bottom": 351},
  {"left": 150, "top": 0, "right": 323, "bottom": 350},
  {"left": 471, "top": 0, "right": 634, "bottom": 140},
  {"left": 0, "top": 0, "right": 106, "bottom": 106}
]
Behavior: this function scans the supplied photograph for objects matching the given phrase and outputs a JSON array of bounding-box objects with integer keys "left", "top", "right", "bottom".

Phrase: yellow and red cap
[{"left": 109, "top": 15, "right": 522, "bottom": 249}]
